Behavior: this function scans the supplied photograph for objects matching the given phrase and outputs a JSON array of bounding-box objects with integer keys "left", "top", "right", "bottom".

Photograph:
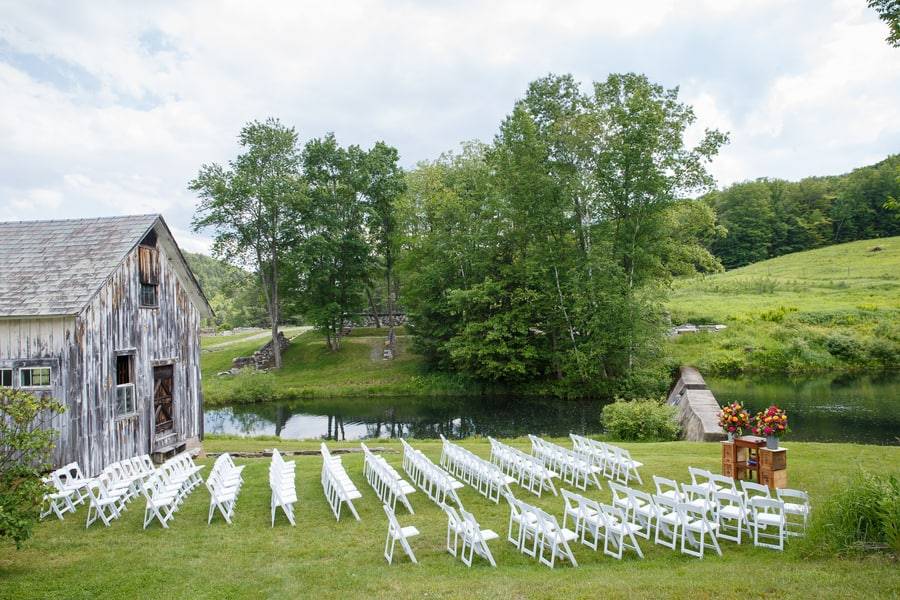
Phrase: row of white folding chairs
[
  {"left": 270, "top": 449, "right": 297, "bottom": 526},
  {"left": 362, "top": 443, "right": 416, "bottom": 514},
  {"left": 205, "top": 453, "right": 243, "bottom": 525},
  {"left": 529, "top": 435, "right": 603, "bottom": 491},
  {"left": 569, "top": 434, "right": 643, "bottom": 485},
  {"left": 614, "top": 477, "right": 795, "bottom": 554},
  {"left": 662, "top": 468, "right": 810, "bottom": 538},
  {"left": 504, "top": 492, "right": 579, "bottom": 568},
  {"left": 439, "top": 435, "right": 515, "bottom": 503},
  {"left": 138, "top": 452, "right": 205, "bottom": 530},
  {"left": 488, "top": 437, "right": 559, "bottom": 497},
  {"left": 320, "top": 443, "right": 362, "bottom": 521},
  {"left": 400, "top": 439, "right": 465, "bottom": 508}
]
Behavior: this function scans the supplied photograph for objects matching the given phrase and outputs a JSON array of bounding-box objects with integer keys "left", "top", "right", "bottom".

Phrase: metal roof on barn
[{"left": 0, "top": 214, "right": 211, "bottom": 318}]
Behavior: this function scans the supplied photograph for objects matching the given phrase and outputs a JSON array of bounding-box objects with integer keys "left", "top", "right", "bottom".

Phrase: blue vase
[{"left": 766, "top": 435, "right": 778, "bottom": 450}]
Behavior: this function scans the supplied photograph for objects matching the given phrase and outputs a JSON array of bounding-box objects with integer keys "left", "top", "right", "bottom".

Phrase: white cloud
[{"left": 0, "top": 0, "right": 898, "bottom": 250}]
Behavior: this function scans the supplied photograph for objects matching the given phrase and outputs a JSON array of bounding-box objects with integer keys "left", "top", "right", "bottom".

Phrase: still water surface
[{"left": 204, "top": 373, "right": 899, "bottom": 445}]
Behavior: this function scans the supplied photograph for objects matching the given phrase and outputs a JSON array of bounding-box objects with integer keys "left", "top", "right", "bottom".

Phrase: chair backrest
[
  {"left": 383, "top": 503, "right": 402, "bottom": 533},
  {"left": 608, "top": 481, "right": 628, "bottom": 502},
  {"left": 681, "top": 483, "right": 710, "bottom": 502},
  {"left": 776, "top": 488, "right": 808, "bottom": 503},
  {"left": 709, "top": 472, "right": 737, "bottom": 492},
  {"left": 653, "top": 493, "right": 678, "bottom": 514},
  {"left": 688, "top": 466, "right": 712, "bottom": 486},
  {"left": 714, "top": 489, "right": 745, "bottom": 511},
  {"left": 749, "top": 496, "right": 784, "bottom": 520},
  {"left": 561, "top": 488, "right": 581, "bottom": 514},
  {"left": 599, "top": 503, "right": 625, "bottom": 527},
  {"left": 677, "top": 501, "right": 709, "bottom": 523},
  {"left": 654, "top": 475, "right": 679, "bottom": 496},
  {"left": 741, "top": 480, "right": 772, "bottom": 500}
]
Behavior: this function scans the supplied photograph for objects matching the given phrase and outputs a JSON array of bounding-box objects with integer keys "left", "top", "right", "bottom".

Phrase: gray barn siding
[
  {"left": 73, "top": 243, "right": 203, "bottom": 476},
  {"left": 0, "top": 317, "right": 73, "bottom": 468}
]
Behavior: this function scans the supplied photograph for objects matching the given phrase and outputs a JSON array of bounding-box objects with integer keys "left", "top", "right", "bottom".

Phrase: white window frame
[
  {"left": 116, "top": 383, "right": 137, "bottom": 416},
  {"left": 0, "top": 368, "right": 12, "bottom": 388},
  {"left": 19, "top": 366, "right": 52, "bottom": 388}
]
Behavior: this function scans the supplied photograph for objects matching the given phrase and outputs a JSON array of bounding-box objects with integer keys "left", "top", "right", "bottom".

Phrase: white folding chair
[
  {"left": 599, "top": 503, "right": 643, "bottom": 560},
  {"left": 459, "top": 507, "right": 499, "bottom": 567},
  {"left": 535, "top": 508, "right": 578, "bottom": 568},
  {"left": 715, "top": 489, "right": 750, "bottom": 543},
  {"left": 40, "top": 477, "right": 77, "bottom": 521},
  {"left": 85, "top": 476, "right": 125, "bottom": 528},
  {"left": 677, "top": 502, "right": 722, "bottom": 558},
  {"left": 142, "top": 473, "right": 178, "bottom": 530},
  {"left": 749, "top": 496, "right": 786, "bottom": 550},
  {"left": 271, "top": 449, "right": 298, "bottom": 527},
  {"left": 652, "top": 494, "right": 681, "bottom": 549},
  {"left": 777, "top": 488, "right": 810, "bottom": 537},
  {"left": 383, "top": 504, "right": 419, "bottom": 565}
]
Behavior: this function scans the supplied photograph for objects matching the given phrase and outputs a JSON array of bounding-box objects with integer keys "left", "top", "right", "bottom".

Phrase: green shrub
[
  {"left": 801, "top": 472, "right": 900, "bottom": 557},
  {"left": 705, "top": 353, "right": 746, "bottom": 375},
  {"left": 866, "top": 337, "right": 899, "bottom": 369},
  {"left": 601, "top": 398, "right": 680, "bottom": 442},
  {"left": 759, "top": 305, "right": 798, "bottom": 323},
  {"left": 824, "top": 333, "right": 864, "bottom": 361}
]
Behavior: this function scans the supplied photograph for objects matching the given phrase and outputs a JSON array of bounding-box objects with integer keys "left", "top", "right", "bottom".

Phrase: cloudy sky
[{"left": 1, "top": 0, "right": 898, "bottom": 253}]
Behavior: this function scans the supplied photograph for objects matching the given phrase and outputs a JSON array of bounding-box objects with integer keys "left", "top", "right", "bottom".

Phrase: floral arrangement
[
  {"left": 718, "top": 402, "right": 751, "bottom": 436},
  {"left": 753, "top": 405, "right": 788, "bottom": 437}
]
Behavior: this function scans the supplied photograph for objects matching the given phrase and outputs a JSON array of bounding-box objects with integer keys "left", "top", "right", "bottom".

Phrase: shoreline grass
[{"left": 2, "top": 438, "right": 897, "bottom": 599}]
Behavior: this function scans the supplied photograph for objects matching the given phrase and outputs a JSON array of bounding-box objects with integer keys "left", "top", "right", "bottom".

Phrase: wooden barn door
[{"left": 152, "top": 365, "right": 175, "bottom": 441}]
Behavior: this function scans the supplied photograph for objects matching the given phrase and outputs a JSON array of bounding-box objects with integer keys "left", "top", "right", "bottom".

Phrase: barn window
[
  {"left": 140, "top": 283, "right": 158, "bottom": 307},
  {"left": 138, "top": 236, "right": 160, "bottom": 308},
  {"left": 0, "top": 368, "right": 12, "bottom": 387},
  {"left": 115, "top": 355, "right": 136, "bottom": 415},
  {"left": 20, "top": 367, "right": 51, "bottom": 388}
]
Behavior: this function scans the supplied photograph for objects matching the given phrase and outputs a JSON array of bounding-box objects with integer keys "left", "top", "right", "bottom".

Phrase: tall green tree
[
  {"left": 190, "top": 118, "right": 305, "bottom": 368},
  {"left": 293, "top": 134, "right": 371, "bottom": 351},
  {"left": 361, "top": 142, "right": 406, "bottom": 342},
  {"left": 399, "top": 73, "right": 726, "bottom": 396}
]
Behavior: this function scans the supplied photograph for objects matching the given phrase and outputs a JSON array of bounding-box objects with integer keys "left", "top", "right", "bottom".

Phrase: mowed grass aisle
[{"left": 2, "top": 439, "right": 898, "bottom": 599}]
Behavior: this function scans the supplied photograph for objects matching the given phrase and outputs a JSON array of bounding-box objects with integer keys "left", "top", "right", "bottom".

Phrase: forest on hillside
[{"left": 706, "top": 155, "right": 900, "bottom": 268}]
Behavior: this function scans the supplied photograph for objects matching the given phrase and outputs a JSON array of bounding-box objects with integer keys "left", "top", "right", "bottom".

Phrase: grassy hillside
[
  {"left": 3, "top": 438, "right": 897, "bottom": 599},
  {"left": 667, "top": 237, "right": 900, "bottom": 374},
  {"left": 202, "top": 328, "right": 477, "bottom": 404}
]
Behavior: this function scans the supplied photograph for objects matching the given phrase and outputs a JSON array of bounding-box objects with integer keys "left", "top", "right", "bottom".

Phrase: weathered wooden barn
[{"left": 0, "top": 215, "right": 212, "bottom": 475}]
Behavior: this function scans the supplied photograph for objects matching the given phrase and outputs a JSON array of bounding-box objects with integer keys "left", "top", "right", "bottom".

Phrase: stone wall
[
  {"left": 229, "top": 332, "right": 290, "bottom": 372},
  {"left": 667, "top": 366, "right": 725, "bottom": 442}
]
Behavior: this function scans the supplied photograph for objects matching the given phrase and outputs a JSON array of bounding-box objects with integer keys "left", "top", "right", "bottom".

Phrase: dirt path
[{"left": 203, "top": 327, "right": 311, "bottom": 352}]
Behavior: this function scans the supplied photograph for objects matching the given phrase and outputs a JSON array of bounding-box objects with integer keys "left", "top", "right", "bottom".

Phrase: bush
[
  {"left": 601, "top": 398, "right": 680, "bottom": 442},
  {"left": 1, "top": 389, "right": 66, "bottom": 548},
  {"left": 801, "top": 472, "right": 900, "bottom": 557},
  {"left": 824, "top": 333, "right": 864, "bottom": 361}
]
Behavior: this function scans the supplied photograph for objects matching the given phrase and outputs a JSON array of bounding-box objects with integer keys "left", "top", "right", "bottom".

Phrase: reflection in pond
[
  {"left": 204, "top": 396, "right": 605, "bottom": 441},
  {"left": 204, "top": 372, "right": 900, "bottom": 445}
]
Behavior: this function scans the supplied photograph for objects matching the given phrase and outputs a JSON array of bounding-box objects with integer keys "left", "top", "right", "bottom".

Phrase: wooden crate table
[{"left": 721, "top": 436, "right": 788, "bottom": 488}]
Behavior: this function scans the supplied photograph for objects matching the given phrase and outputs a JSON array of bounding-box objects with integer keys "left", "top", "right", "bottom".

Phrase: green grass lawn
[
  {"left": 666, "top": 237, "right": 900, "bottom": 375},
  {"left": 3, "top": 438, "right": 897, "bottom": 599},
  {"left": 202, "top": 329, "right": 476, "bottom": 404}
]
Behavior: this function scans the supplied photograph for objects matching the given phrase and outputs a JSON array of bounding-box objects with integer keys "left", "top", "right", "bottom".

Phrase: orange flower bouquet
[
  {"left": 718, "top": 402, "right": 750, "bottom": 439},
  {"left": 753, "top": 405, "right": 788, "bottom": 448}
]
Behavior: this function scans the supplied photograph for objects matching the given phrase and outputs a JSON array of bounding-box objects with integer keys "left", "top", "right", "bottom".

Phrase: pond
[{"left": 204, "top": 372, "right": 900, "bottom": 445}]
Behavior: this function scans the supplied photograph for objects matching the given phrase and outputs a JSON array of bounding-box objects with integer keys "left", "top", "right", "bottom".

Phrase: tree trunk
[
  {"left": 366, "top": 287, "right": 382, "bottom": 328},
  {"left": 270, "top": 247, "right": 282, "bottom": 369}
]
